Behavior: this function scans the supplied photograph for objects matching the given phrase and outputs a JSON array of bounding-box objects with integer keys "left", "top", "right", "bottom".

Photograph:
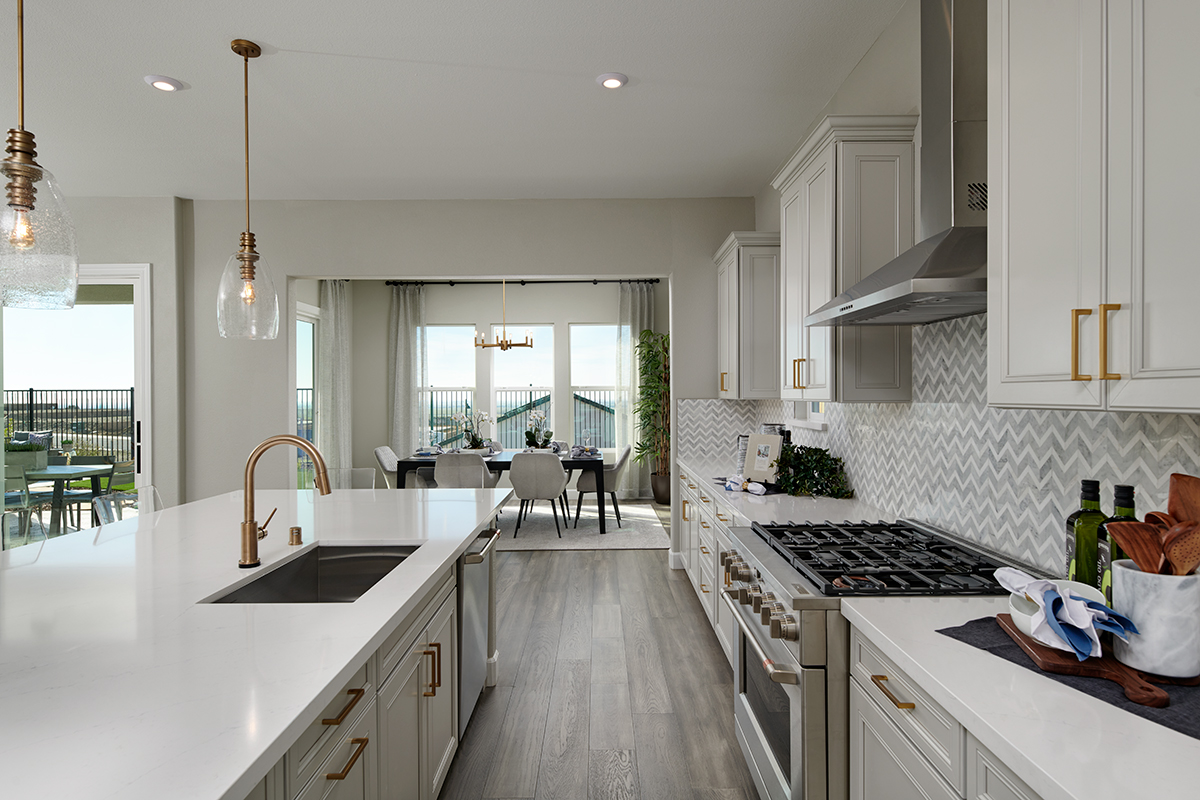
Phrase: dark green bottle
[
  {"left": 1065, "top": 480, "right": 1098, "bottom": 578},
  {"left": 1070, "top": 481, "right": 1107, "bottom": 587},
  {"left": 1097, "top": 485, "right": 1135, "bottom": 605}
]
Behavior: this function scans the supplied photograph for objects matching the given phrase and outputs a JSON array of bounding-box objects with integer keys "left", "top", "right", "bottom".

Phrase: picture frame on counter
[{"left": 745, "top": 433, "right": 782, "bottom": 483}]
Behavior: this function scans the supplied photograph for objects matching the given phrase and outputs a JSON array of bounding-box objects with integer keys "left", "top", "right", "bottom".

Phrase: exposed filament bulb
[
  {"left": 241, "top": 279, "right": 257, "bottom": 305},
  {"left": 8, "top": 208, "right": 35, "bottom": 250}
]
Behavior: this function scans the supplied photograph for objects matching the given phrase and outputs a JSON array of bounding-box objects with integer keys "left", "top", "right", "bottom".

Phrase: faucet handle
[{"left": 258, "top": 507, "right": 278, "bottom": 540}]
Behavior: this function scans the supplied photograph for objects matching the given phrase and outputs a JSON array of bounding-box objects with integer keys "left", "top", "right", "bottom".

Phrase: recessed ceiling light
[
  {"left": 596, "top": 73, "right": 628, "bottom": 89},
  {"left": 144, "top": 75, "right": 184, "bottom": 92}
]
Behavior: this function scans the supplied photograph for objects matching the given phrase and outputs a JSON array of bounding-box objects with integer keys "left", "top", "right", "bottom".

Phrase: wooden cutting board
[{"left": 995, "top": 613, "right": 1170, "bottom": 708}]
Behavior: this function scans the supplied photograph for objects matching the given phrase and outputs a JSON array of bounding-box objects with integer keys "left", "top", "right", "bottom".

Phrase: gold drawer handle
[
  {"left": 687, "top": 483, "right": 696, "bottom": 489},
  {"left": 1071, "top": 309, "right": 1092, "bottom": 381},
  {"left": 793, "top": 358, "right": 807, "bottom": 390},
  {"left": 431, "top": 641, "right": 443, "bottom": 688},
  {"left": 720, "top": 371, "right": 727, "bottom": 392},
  {"left": 716, "top": 512, "right": 728, "bottom": 522},
  {"left": 870, "top": 675, "right": 915, "bottom": 710},
  {"left": 700, "top": 496, "right": 711, "bottom": 503},
  {"left": 422, "top": 650, "right": 437, "bottom": 697},
  {"left": 326, "top": 737, "right": 369, "bottom": 780},
  {"left": 700, "top": 545, "right": 710, "bottom": 553},
  {"left": 322, "top": 688, "right": 365, "bottom": 725},
  {"left": 700, "top": 521, "right": 711, "bottom": 530},
  {"left": 681, "top": 499, "right": 689, "bottom": 522},
  {"left": 700, "top": 583, "right": 710, "bottom": 593},
  {"left": 1100, "top": 303, "right": 1121, "bottom": 380}
]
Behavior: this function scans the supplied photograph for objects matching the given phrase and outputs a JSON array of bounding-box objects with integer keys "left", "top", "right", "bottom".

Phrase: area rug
[{"left": 495, "top": 499, "right": 670, "bottom": 551}]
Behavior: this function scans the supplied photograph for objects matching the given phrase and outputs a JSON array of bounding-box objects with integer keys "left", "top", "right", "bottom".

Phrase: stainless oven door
[{"left": 724, "top": 592, "right": 827, "bottom": 800}]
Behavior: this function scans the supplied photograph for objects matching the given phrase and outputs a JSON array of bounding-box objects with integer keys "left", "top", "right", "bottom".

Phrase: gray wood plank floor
[{"left": 440, "top": 549, "right": 760, "bottom": 800}]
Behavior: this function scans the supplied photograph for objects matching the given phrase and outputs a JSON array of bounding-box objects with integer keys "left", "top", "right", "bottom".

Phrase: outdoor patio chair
[
  {"left": 3, "top": 465, "right": 51, "bottom": 548},
  {"left": 93, "top": 485, "right": 164, "bottom": 527}
]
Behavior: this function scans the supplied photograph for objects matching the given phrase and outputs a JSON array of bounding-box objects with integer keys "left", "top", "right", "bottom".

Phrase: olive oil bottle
[
  {"left": 1096, "top": 485, "right": 1135, "bottom": 605},
  {"left": 1066, "top": 480, "right": 1105, "bottom": 584}
]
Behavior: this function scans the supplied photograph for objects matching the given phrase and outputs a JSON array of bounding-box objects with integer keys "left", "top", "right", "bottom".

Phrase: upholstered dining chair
[
  {"left": 509, "top": 452, "right": 569, "bottom": 537},
  {"left": 574, "top": 444, "right": 632, "bottom": 528},
  {"left": 375, "top": 445, "right": 437, "bottom": 489},
  {"left": 433, "top": 453, "right": 500, "bottom": 489}
]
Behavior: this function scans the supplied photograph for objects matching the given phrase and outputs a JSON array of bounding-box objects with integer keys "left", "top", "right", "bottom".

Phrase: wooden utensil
[
  {"left": 1167, "top": 473, "right": 1200, "bottom": 525},
  {"left": 1144, "top": 511, "right": 1178, "bottom": 530},
  {"left": 996, "top": 613, "right": 1170, "bottom": 707},
  {"left": 1107, "top": 521, "right": 1168, "bottom": 575},
  {"left": 1163, "top": 522, "right": 1200, "bottom": 576}
]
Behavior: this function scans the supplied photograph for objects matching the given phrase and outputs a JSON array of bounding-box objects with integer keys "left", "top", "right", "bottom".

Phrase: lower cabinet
[
  {"left": 298, "top": 702, "right": 379, "bottom": 800},
  {"left": 850, "top": 679, "right": 956, "bottom": 800}
]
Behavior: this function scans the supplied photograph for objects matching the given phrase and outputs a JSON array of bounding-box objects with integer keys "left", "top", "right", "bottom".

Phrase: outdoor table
[
  {"left": 393, "top": 450, "right": 610, "bottom": 534},
  {"left": 24, "top": 464, "right": 113, "bottom": 535}
]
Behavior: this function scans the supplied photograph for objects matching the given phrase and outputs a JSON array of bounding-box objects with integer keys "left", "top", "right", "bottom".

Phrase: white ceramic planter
[{"left": 1112, "top": 559, "right": 1200, "bottom": 678}]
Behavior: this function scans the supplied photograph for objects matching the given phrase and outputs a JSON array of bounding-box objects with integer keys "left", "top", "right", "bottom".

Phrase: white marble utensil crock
[{"left": 1112, "top": 559, "right": 1200, "bottom": 678}]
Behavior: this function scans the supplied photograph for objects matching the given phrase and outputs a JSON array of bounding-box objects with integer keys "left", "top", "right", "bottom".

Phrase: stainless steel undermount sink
[{"left": 209, "top": 545, "right": 418, "bottom": 603}]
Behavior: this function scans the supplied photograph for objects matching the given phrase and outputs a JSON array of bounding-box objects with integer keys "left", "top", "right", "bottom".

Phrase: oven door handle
[{"left": 722, "top": 590, "right": 799, "bottom": 685}]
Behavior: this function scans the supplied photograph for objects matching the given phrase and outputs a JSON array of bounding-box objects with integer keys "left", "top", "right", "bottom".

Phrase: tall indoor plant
[{"left": 633, "top": 329, "right": 671, "bottom": 504}]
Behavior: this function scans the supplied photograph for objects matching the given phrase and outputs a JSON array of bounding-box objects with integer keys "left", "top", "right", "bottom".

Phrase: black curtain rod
[{"left": 384, "top": 278, "right": 660, "bottom": 287}]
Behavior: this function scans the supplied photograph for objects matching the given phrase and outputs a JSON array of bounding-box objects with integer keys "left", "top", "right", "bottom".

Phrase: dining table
[
  {"left": 24, "top": 464, "right": 114, "bottom": 535},
  {"left": 393, "top": 450, "right": 610, "bottom": 534}
]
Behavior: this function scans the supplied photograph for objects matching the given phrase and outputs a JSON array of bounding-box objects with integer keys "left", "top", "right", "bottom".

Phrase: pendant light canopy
[
  {"left": 0, "top": 0, "right": 78, "bottom": 309},
  {"left": 217, "top": 38, "right": 279, "bottom": 340}
]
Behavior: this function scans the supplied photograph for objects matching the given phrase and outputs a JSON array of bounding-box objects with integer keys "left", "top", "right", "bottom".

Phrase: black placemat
[{"left": 937, "top": 616, "right": 1200, "bottom": 740}]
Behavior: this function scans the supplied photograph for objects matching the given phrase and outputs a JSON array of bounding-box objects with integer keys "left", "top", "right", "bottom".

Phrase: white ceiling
[{"left": 0, "top": 0, "right": 907, "bottom": 200}]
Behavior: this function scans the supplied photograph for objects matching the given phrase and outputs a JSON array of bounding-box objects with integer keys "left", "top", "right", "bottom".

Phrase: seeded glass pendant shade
[
  {"left": 217, "top": 38, "right": 279, "bottom": 340},
  {"left": 0, "top": 0, "right": 78, "bottom": 309}
]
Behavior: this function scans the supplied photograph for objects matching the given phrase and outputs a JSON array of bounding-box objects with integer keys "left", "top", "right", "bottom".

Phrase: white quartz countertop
[
  {"left": 677, "top": 458, "right": 887, "bottom": 525},
  {"left": 842, "top": 596, "right": 1200, "bottom": 800},
  {"left": 0, "top": 486, "right": 511, "bottom": 800}
]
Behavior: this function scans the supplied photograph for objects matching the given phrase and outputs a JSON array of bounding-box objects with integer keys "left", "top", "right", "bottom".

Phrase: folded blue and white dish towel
[
  {"left": 569, "top": 445, "right": 601, "bottom": 458},
  {"left": 995, "top": 567, "right": 1139, "bottom": 661}
]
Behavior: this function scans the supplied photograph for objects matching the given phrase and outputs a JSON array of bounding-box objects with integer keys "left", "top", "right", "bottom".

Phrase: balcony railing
[
  {"left": 572, "top": 389, "right": 617, "bottom": 448},
  {"left": 3, "top": 388, "right": 134, "bottom": 461},
  {"left": 494, "top": 389, "right": 551, "bottom": 449},
  {"left": 297, "top": 388, "right": 316, "bottom": 488}
]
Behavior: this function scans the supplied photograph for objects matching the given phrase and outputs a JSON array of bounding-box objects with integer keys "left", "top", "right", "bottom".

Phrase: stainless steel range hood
[{"left": 806, "top": 0, "right": 988, "bottom": 328}]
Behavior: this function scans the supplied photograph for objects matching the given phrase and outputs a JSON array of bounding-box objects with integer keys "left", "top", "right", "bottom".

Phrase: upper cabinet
[
  {"left": 774, "top": 116, "right": 917, "bottom": 404},
  {"left": 714, "top": 232, "right": 781, "bottom": 400},
  {"left": 988, "top": 0, "right": 1200, "bottom": 413}
]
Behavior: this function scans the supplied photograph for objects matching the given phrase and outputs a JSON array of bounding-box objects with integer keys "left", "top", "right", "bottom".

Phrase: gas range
[{"left": 749, "top": 519, "right": 1010, "bottom": 597}]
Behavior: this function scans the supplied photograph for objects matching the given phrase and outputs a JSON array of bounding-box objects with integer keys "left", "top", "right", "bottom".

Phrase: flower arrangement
[
  {"left": 525, "top": 409, "right": 553, "bottom": 448},
  {"left": 453, "top": 410, "right": 492, "bottom": 450}
]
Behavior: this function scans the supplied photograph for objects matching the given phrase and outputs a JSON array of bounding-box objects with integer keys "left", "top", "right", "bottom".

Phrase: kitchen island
[
  {"left": 0, "top": 486, "right": 510, "bottom": 800},
  {"left": 843, "top": 596, "right": 1200, "bottom": 800}
]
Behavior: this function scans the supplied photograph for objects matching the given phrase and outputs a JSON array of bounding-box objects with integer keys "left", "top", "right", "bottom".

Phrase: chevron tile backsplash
[{"left": 677, "top": 315, "right": 1200, "bottom": 574}]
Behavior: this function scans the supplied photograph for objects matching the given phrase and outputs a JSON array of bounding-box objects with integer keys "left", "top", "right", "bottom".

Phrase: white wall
[
  {"left": 754, "top": 0, "right": 921, "bottom": 230},
  {"left": 75, "top": 196, "right": 751, "bottom": 500}
]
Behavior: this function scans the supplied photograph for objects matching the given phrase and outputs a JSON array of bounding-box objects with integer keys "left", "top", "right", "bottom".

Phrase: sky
[
  {"left": 4, "top": 305, "right": 135, "bottom": 390},
  {"left": 424, "top": 324, "right": 618, "bottom": 388}
]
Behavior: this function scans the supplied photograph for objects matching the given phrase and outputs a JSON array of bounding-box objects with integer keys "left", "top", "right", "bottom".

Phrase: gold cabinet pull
[
  {"left": 870, "top": 675, "right": 915, "bottom": 710},
  {"left": 720, "top": 371, "right": 728, "bottom": 392},
  {"left": 431, "top": 641, "right": 443, "bottom": 688},
  {"left": 700, "top": 496, "right": 711, "bottom": 503},
  {"left": 326, "top": 738, "right": 369, "bottom": 780},
  {"left": 793, "top": 358, "right": 807, "bottom": 390},
  {"left": 687, "top": 483, "right": 696, "bottom": 489},
  {"left": 1071, "top": 309, "right": 1093, "bottom": 381},
  {"left": 700, "top": 522, "right": 710, "bottom": 530},
  {"left": 681, "top": 499, "right": 689, "bottom": 522},
  {"left": 716, "top": 512, "right": 728, "bottom": 522},
  {"left": 700, "top": 583, "right": 710, "bottom": 593},
  {"left": 1100, "top": 303, "right": 1121, "bottom": 380},
  {"left": 700, "top": 545, "right": 710, "bottom": 553},
  {"left": 322, "top": 688, "right": 365, "bottom": 726},
  {"left": 422, "top": 650, "right": 437, "bottom": 697}
]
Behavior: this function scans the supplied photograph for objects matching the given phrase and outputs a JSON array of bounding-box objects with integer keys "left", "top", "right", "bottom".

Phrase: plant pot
[
  {"left": 5, "top": 449, "right": 47, "bottom": 471},
  {"left": 1112, "top": 559, "right": 1200, "bottom": 678},
  {"left": 651, "top": 472, "right": 671, "bottom": 505}
]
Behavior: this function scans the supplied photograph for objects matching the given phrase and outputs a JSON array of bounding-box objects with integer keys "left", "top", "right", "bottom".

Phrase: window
[
  {"left": 422, "top": 326, "right": 475, "bottom": 448},
  {"left": 492, "top": 324, "right": 553, "bottom": 449},
  {"left": 570, "top": 324, "right": 617, "bottom": 447},
  {"left": 295, "top": 303, "right": 319, "bottom": 487}
]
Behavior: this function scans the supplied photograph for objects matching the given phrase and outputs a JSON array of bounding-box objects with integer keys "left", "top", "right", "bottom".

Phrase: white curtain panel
[
  {"left": 388, "top": 284, "right": 426, "bottom": 458},
  {"left": 616, "top": 282, "right": 654, "bottom": 499},
  {"left": 316, "top": 280, "right": 353, "bottom": 481}
]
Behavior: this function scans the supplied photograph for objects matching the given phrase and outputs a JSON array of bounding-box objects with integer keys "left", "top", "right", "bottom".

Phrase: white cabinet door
[
  {"left": 781, "top": 183, "right": 806, "bottom": 400},
  {"left": 799, "top": 143, "right": 837, "bottom": 402},
  {"left": 849, "top": 679, "right": 957, "bottom": 800},
  {"left": 711, "top": 525, "right": 735, "bottom": 668},
  {"left": 298, "top": 702, "right": 378, "bottom": 800},
  {"left": 716, "top": 256, "right": 738, "bottom": 398},
  {"left": 987, "top": 0, "right": 1106, "bottom": 409},
  {"left": 423, "top": 597, "right": 458, "bottom": 800},
  {"left": 739, "top": 247, "right": 781, "bottom": 399},
  {"left": 378, "top": 648, "right": 422, "bottom": 800},
  {"left": 1105, "top": 0, "right": 1200, "bottom": 412},
  {"left": 836, "top": 142, "right": 914, "bottom": 402},
  {"left": 965, "top": 732, "right": 1043, "bottom": 800}
]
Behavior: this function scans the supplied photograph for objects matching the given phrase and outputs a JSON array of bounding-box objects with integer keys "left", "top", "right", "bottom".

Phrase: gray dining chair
[
  {"left": 434, "top": 453, "right": 493, "bottom": 488},
  {"left": 509, "top": 452, "right": 569, "bottom": 537},
  {"left": 375, "top": 445, "right": 436, "bottom": 489},
  {"left": 574, "top": 445, "right": 632, "bottom": 528}
]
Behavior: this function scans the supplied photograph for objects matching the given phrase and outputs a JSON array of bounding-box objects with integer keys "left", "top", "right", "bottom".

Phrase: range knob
[
  {"left": 729, "top": 562, "right": 756, "bottom": 583},
  {"left": 761, "top": 601, "right": 786, "bottom": 625},
  {"left": 752, "top": 591, "right": 776, "bottom": 614},
  {"left": 738, "top": 583, "right": 762, "bottom": 605},
  {"left": 769, "top": 613, "right": 799, "bottom": 641},
  {"left": 720, "top": 549, "right": 740, "bottom": 567}
]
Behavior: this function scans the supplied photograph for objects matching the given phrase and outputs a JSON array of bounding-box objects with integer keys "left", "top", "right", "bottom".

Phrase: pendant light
[
  {"left": 474, "top": 279, "right": 532, "bottom": 351},
  {"left": 217, "top": 39, "right": 279, "bottom": 340},
  {"left": 0, "top": 0, "right": 78, "bottom": 309}
]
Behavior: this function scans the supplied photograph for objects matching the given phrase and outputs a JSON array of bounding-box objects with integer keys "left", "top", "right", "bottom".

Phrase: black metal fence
[
  {"left": 3, "top": 388, "right": 134, "bottom": 461},
  {"left": 572, "top": 390, "right": 617, "bottom": 448},
  {"left": 495, "top": 389, "right": 552, "bottom": 449},
  {"left": 296, "top": 388, "right": 315, "bottom": 487}
]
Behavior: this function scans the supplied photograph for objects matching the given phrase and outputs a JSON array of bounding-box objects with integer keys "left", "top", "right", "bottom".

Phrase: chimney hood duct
[{"left": 806, "top": 0, "right": 988, "bottom": 328}]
